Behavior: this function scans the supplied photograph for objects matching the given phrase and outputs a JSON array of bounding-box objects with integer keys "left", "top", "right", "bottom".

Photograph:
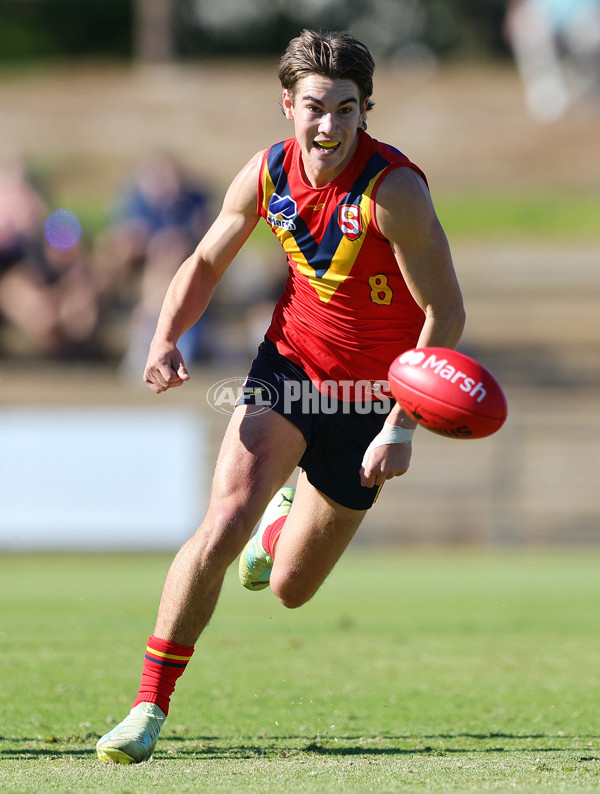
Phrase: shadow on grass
[
  {"left": 168, "top": 734, "right": 600, "bottom": 761},
  {"left": 2, "top": 734, "right": 600, "bottom": 762}
]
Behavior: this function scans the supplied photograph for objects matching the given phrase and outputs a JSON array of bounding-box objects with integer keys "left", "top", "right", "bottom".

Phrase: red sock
[
  {"left": 262, "top": 515, "right": 286, "bottom": 557},
  {"left": 132, "top": 635, "right": 194, "bottom": 716}
]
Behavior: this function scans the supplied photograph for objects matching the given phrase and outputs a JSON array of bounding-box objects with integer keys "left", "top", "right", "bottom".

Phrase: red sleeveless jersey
[{"left": 258, "top": 130, "right": 427, "bottom": 400}]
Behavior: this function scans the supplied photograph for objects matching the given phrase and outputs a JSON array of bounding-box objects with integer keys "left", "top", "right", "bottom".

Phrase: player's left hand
[{"left": 359, "top": 442, "right": 412, "bottom": 488}]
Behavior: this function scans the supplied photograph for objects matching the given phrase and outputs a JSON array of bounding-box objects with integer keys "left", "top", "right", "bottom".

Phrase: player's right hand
[{"left": 143, "top": 344, "right": 190, "bottom": 394}]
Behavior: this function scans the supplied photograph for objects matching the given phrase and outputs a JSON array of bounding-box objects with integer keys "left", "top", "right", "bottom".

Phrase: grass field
[{"left": 2, "top": 551, "right": 600, "bottom": 792}]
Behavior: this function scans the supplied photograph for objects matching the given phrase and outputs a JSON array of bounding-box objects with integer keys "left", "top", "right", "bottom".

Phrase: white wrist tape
[{"left": 361, "top": 423, "right": 415, "bottom": 467}]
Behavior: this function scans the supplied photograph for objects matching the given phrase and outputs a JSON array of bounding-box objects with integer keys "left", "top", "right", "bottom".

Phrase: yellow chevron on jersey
[
  {"left": 258, "top": 131, "right": 429, "bottom": 396},
  {"left": 259, "top": 139, "right": 389, "bottom": 303},
  {"left": 278, "top": 187, "right": 376, "bottom": 303}
]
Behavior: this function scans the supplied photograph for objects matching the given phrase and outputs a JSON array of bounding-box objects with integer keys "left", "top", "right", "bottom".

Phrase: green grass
[{"left": 1, "top": 551, "right": 600, "bottom": 792}]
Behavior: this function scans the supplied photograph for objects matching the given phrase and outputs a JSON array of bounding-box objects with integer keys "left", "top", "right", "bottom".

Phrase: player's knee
[
  {"left": 270, "top": 570, "right": 315, "bottom": 609},
  {"left": 193, "top": 510, "right": 253, "bottom": 566},
  {"left": 274, "top": 589, "right": 310, "bottom": 610}
]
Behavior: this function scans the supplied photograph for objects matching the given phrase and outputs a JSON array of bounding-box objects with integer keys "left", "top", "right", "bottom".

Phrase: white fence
[{"left": 0, "top": 407, "right": 206, "bottom": 549}]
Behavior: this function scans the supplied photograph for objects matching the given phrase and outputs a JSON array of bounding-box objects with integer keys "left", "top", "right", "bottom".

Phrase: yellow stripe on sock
[{"left": 146, "top": 646, "right": 193, "bottom": 662}]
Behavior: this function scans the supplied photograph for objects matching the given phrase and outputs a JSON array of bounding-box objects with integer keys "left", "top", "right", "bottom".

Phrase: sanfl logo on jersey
[
  {"left": 268, "top": 193, "right": 297, "bottom": 231},
  {"left": 337, "top": 203, "right": 363, "bottom": 241}
]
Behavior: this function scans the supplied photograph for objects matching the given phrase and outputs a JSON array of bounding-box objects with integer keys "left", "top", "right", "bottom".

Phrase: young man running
[{"left": 96, "top": 29, "right": 465, "bottom": 764}]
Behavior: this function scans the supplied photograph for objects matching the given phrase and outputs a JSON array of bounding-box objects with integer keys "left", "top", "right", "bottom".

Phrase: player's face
[{"left": 282, "top": 75, "right": 369, "bottom": 187}]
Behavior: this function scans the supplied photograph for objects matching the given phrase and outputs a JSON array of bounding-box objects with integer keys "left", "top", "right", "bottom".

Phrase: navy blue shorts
[{"left": 237, "top": 338, "right": 393, "bottom": 510}]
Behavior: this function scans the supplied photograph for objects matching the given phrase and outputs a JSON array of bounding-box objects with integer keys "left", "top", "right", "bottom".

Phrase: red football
[{"left": 388, "top": 347, "right": 507, "bottom": 439}]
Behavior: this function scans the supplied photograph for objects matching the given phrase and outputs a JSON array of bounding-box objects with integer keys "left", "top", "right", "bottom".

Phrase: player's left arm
[{"left": 360, "top": 167, "right": 466, "bottom": 487}]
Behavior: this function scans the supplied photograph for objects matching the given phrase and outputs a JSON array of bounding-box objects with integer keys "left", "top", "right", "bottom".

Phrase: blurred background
[{"left": 0, "top": 0, "right": 599, "bottom": 549}]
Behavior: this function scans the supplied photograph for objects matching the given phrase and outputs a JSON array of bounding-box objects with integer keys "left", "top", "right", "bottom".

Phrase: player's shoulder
[
  {"left": 227, "top": 148, "right": 270, "bottom": 192},
  {"left": 372, "top": 158, "right": 437, "bottom": 241},
  {"left": 360, "top": 132, "right": 428, "bottom": 197},
  {"left": 375, "top": 163, "right": 431, "bottom": 217},
  {"left": 237, "top": 148, "right": 269, "bottom": 180},
  {"left": 222, "top": 149, "right": 269, "bottom": 213},
  {"left": 378, "top": 162, "right": 428, "bottom": 196}
]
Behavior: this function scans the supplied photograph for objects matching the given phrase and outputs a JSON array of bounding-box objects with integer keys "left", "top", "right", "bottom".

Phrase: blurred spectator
[
  {"left": 505, "top": 0, "right": 600, "bottom": 122},
  {"left": 0, "top": 158, "right": 101, "bottom": 359},
  {"left": 93, "top": 152, "right": 213, "bottom": 375}
]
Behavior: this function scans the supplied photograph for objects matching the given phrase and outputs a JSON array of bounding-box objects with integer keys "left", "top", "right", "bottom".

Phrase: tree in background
[
  {"left": 0, "top": 0, "right": 510, "bottom": 64},
  {"left": 135, "top": 0, "right": 175, "bottom": 62}
]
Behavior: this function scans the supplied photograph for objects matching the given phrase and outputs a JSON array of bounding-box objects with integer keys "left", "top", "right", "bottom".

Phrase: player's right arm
[{"left": 143, "top": 151, "right": 264, "bottom": 394}]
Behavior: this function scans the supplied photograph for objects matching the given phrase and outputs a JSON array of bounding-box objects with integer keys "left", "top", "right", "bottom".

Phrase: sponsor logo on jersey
[
  {"left": 337, "top": 203, "right": 362, "bottom": 241},
  {"left": 267, "top": 193, "right": 297, "bottom": 230}
]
